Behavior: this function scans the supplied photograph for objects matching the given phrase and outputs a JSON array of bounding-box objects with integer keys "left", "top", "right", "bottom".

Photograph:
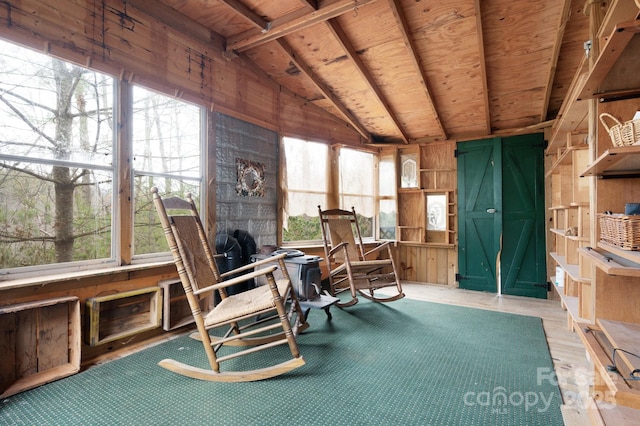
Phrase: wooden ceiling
[{"left": 143, "top": 0, "right": 591, "bottom": 144}]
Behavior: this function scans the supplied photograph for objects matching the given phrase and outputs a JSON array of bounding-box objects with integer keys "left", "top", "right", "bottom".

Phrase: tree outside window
[
  {"left": 0, "top": 40, "right": 115, "bottom": 271},
  {"left": 0, "top": 39, "right": 204, "bottom": 274}
]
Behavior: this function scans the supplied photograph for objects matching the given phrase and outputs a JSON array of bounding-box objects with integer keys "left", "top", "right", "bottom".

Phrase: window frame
[
  {"left": 129, "top": 84, "right": 206, "bottom": 262},
  {"left": 280, "top": 136, "right": 329, "bottom": 246},
  {"left": 0, "top": 39, "right": 207, "bottom": 279},
  {"left": 280, "top": 138, "right": 393, "bottom": 246}
]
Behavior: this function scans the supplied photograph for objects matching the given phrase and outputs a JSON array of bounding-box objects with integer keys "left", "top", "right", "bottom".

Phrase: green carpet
[{"left": 0, "top": 298, "right": 563, "bottom": 425}]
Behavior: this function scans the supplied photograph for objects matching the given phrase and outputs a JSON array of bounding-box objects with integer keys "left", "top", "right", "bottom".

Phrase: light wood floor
[{"left": 394, "top": 282, "right": 591, "bottom": 426}]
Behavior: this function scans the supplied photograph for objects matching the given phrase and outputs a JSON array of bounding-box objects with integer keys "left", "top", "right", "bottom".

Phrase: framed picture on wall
[
  {"left": 400, "top": 153, "right": 418, "bottom": 188},
  {"left": 426, "top": 194, "right": 447, "bottom": 231}
]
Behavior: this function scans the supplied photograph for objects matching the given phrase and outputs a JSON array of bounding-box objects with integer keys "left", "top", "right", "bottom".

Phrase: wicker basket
[
  {"left": 598, "top": 213, "right": 640, "bottom": 250},
  {"left": 599, "top": 113, "right": 640, "bottom": 147}
]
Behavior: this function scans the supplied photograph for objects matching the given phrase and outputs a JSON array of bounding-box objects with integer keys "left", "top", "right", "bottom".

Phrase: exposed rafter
[
  {"left": 217, "top": 0, "right": 271, "bottom": 31},
  {"left": 474, "top": 0, "right": 491, "bottom": 136},
  {"left": 386, "top": 0, "right": 446, "bottom": 140},
  {"left": 217, "top": 0, "right": 372, "bottom": 140},
  {"left": 326, "top": 19, "right": 409, "bottom": 144},
  {"left": 225, "top": 0, "right": 380, "bottom": 54},
  {"left": 389, "top": 0, "right": 447, "bottom": 139},
  {"left": 134, "top": 0, "right": 589, "bottom": 144},
  {"left": 540, "top": 0, "right": 573, "bottom": 121},
  {"left": 277, "top": 38, "right": 372, "bottom": 141},
  {"left": 296, "top": 0, "right": 318, "bottom": 10}
]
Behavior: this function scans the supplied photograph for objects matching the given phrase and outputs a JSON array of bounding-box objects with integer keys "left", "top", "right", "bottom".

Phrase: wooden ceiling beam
[
  {"left": 217, "top": 0, "right": 270, "bottom": 31},
  {"left": 297, "top": 0, "right": 318, "bottom": 10},
  {"left": 474, "top": 0, "right": 491, "bottom": 135},
  {"left": 387, "top": 0, "right": 446, "bottom": 140},
  {"left": 225, "top": 0, "right": 380, "bottom": 54},
  {"left": 326, "top": 19, "right": 409, "bottom": 144},
  {"left": 277, "top": 38, "right": 372, "bottom": 142},
  {"left": 540, "top": 0, "right": 573, "bottom": 122}
]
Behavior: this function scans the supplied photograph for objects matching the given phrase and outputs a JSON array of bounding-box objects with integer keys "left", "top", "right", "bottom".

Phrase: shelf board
[
  {"left": 578, "top": 19, "right": 640, "bottom": 102},
  {"left": 397, "top": 241, "right": 455, "bottom": 248},
  {"left": 549, "top": 203, "right": 589, "bottom": 211},
  {"left": 576, "top": 323, "right": 640, "bottom": 410},
  {"left": 419, "top": 168, "right": 455, "bottom": 172},
  {"left": 545, "top": 144, "right": 589, "bottom": 178},
  {"left": 581, "top": 145, "right": 640, "bottom": 177},
  {"left": 579, "top": 245, "right": 640, "bottom": 277},
  {"left": 550, "top": 252, "right": 590, "bottom": 283},
  {"left": 547, "top": 54, "right": 589, "bottom": 152},
  {"left": 550, "top": 228, "right": 566, "bottom": 236},
  {"left": 599, "top": 318, "right": 640, "bottom": 375},
  {"left": 399, "top": 188, "right": 455, "bottom": 194},
  {"left": 569, "top": 201, "right": 590, "bottom": 207},
  {"left": 552, "top": 285, "right": 587, "bottom": 325},
  {"left": 423, "top": 188, "right": 455, "bottom": 193},
  {"left": 598, "top": 241, "right": 640, "bottom": 265},
  {"left": 597, "top": 0, "right": 640, "bottom": 41}
]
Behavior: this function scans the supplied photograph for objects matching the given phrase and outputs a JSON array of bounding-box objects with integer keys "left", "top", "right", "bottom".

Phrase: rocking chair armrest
[
  {"left": 328, "top": 242, "right": 349, "bottom": 257},
  {"left": 363, "top": 240, "right": 393, "bottom": 257},
  {"left": 218, "top": 252, "right": 288, "bottom": 280},
  {"left": 193, "top": 265, "right": 279, "bottom": 296}
]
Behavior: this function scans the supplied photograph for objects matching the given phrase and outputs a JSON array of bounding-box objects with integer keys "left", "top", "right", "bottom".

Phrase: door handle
[{"left": 486, "top": 208, "right": 496, "bottom": 214}]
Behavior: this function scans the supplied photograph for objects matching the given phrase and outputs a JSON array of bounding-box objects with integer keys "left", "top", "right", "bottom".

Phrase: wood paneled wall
[
  {"left": 0, "top": 0, "right": 363, "bottom": 363},
  {"left": 0, "top": 0, "right": 362, "bottom": 146},
  {"left": 396, "top": 243, "right": 457, "bottom": 286}
]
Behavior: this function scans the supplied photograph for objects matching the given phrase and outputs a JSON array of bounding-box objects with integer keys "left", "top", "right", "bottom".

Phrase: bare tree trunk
[
  {"left": 53, "top": 166, "right": 75, "bottom": 262},
  {"left": 52, "top": 59, "right": 80, "bottom": 262}
]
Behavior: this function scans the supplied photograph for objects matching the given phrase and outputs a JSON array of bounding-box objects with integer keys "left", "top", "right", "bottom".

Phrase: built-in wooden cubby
[
  {"left": 85, "top": 287, "right": 162, "bottom": 346},
  {"left": 397, "top": 142, "right": 456, "bottom": 247},
  {"left": 547, "top": 4, "right": 640, "bottom": 422},
  {"left": 0, "top": 296, "right": 80, "bottom": 398},
  {"left": 547, "top": 139, "right": 592, "bottom": 324},
  {"left": 159, "top": 279, "right": 213, "bottom": 331}
]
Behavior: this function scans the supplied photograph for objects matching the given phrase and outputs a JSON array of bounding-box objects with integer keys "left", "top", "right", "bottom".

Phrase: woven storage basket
[
  {"left": 599, "top": 113, "right": 640, "bottom": 147},
  {"left": 598, "top": 213, "right": 640, "bottom": 250}
]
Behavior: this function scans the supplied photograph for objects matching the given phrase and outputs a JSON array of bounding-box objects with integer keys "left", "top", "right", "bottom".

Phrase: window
[
  {"left": 281, "top": 137, "right": 328, "bottom": 243},
  {"left": 281, "top": 140, "right": 392, "bottom": 244},
  {"left": 0, "top": 40, "right": 115, "bottom": 272},
  {"left": 0, "top": 39, "right": 205, "bottom": 276},
  {"left": 378, "top": 154, "right": 397, "bottom": 239},
  {"left": 131, "top": 86, "right": 203, "bottom": 257},
  {"left": 338, "top": 147, "right": 375, "bottom": 239}
]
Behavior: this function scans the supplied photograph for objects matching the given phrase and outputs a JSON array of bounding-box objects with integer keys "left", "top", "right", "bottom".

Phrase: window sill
[{"left": 0, "top": 261, "right": 175, "bottom": 291}]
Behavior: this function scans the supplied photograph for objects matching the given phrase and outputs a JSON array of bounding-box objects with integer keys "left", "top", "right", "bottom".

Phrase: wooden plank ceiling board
[
  {"left": 154, "top": 0, "right": 595, "bottom": 144},
  {"left": 547, "top": 0, "right": 590, "bottom": 119},
  {"left": 402, "top": 0, "right": 489, "bottom": 140},
  {"left": 481, "top": 0, "right": 568, "bottom": 131},
  {"left": 335, "top": 1, "right": 442, "bottom": 141}
]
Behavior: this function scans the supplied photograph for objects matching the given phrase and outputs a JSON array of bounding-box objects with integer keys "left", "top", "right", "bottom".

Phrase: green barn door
[
  {"left": 457, "top": 138, "right": 502, "bottom": 293},
  {"left": 457, "top": 134, "right": 547, "bottom": 298},
  {"left": 500, "top": 134, "right": 547, "bottom": 298}
]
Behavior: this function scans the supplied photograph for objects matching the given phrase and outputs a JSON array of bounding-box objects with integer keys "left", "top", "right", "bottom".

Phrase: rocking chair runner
[
  {"left": 318, "top": 206, "right": 404, "bottom": 307},
  {"left": 152, "top": 187, "right": 308, "bottom": 382}
]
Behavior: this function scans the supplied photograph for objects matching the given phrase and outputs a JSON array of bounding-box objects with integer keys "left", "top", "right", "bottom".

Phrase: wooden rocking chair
[
  {"left": 152, "top": 188, "right": 308, "bottom": 382},
  {"left": 318, "top": 206, "right": 404, "bottom": 307}
]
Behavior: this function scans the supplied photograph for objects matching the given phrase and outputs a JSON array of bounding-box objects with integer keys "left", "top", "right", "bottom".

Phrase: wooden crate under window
[
  {"left": 0, "top": 296, "right": 81, "bottom": 398},
  {"left": 159, "top": 279, "right": 213, "bottom": 331},
  {"left": 85, "top": 287, "right": 161, "bottom": 346}
]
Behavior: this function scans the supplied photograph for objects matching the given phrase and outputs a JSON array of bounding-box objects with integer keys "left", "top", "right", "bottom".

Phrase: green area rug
[{"left": 0, "top": 298, "right": 563, "bottom": 425}]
